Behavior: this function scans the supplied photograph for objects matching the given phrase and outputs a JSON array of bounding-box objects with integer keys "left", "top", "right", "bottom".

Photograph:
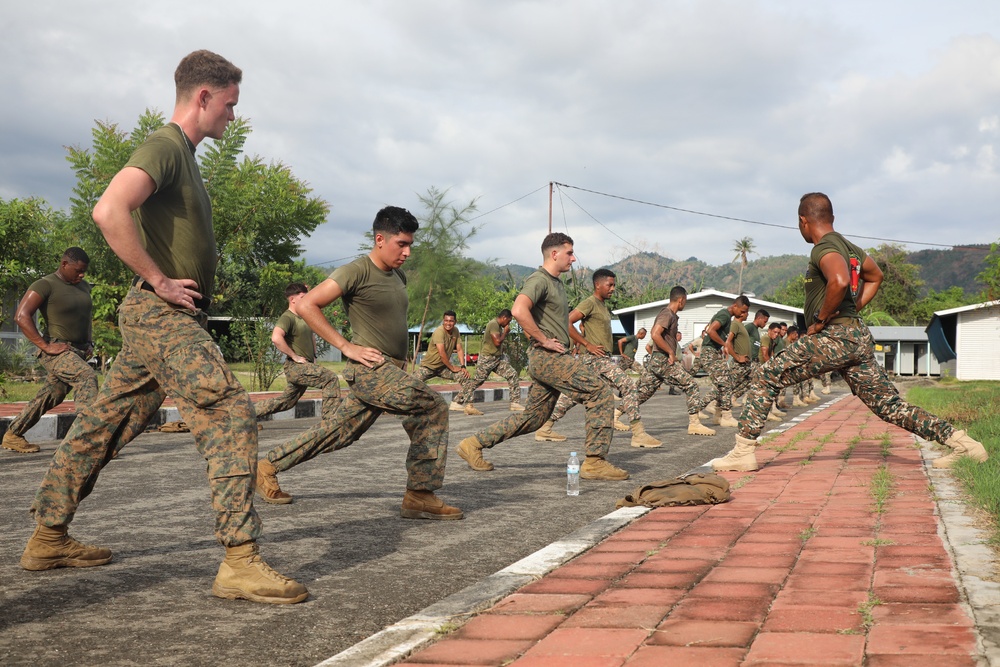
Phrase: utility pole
[{"left": 548, "top": 182, "right": 553, "bottom": 234}]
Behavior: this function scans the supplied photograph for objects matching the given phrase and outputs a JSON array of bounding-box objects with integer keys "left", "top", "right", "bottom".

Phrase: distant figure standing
[
  {"left": 454, "top": 309, "right": 524, "bottom": 412},
  {"left": 3, "top": 248, "right": 98, "bottom": 454},
  {"left": 617, "top": 328, "right": 646, "bottom": 372},
  {"left": 414, "top": 311, "right": 480, "bottom": 416}
]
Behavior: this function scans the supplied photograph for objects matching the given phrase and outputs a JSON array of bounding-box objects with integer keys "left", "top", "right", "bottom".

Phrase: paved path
[{"left": 388, "top": 395, "right": 989, "bottom": 666}]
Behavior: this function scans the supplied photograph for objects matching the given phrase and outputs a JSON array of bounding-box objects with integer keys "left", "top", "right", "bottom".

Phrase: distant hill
[{"left": 496, "top": 244, "right": 992, "bottom": 298}]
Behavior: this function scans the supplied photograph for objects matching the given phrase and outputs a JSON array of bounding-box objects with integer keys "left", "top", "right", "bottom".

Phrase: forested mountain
[{"left": 497, "top": 244, "right": 993, "bottom": 300}]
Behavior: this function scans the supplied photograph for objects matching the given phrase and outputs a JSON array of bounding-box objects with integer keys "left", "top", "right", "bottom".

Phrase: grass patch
[
  {"left": 879, "top": 431, "right": 893, "bottom": 458},
  {"left": 799, "top": 526, "right": 817, "bottom": 541},
  {"left": 857, "top": 592, "right": 883, "bottom": 630},
  {"left": 870, "top": 464, "right": 894, "bottom": 514},
  {"left": 907, "top": 381, "right": 1000, "bottom": 544},
  {"left": 731, "top": 474, "right": 756, "bottom": 490},
  {"left": 861, "top": 538, "right": 896, "bottom": 547}
]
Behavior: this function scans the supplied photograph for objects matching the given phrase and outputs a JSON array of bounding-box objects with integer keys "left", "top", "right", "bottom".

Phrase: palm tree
[{"left": 732, "top": 237, "right": 756, "bottom": 294}]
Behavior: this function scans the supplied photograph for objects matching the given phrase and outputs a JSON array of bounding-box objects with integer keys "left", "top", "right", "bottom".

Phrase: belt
[
  {"left": 827, "top": 316, "right": 861, "bottom": 326},
  {"left": 132, "top": 276, "right": 210, "bottom": 311}
]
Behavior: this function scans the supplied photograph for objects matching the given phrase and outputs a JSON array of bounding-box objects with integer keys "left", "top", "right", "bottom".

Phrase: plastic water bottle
[{"left": 567, "top": 451, "right": 581, "bottom": 496}]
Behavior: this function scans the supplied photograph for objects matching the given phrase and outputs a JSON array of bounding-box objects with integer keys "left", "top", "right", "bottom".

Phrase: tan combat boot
[
  {"left": 613, "top": 409, "right": 630, "bottom": 432},
  {"left": 400, "top": 490, "right": 464, "bottom": 520},
  {"left": 716, "top": 409, "right": 739, "bottom": 428},
  {"left": 771, "top": 404, "right": 787, "bottom": 418},
  {"left": 256, "top": 458, "right": 293, "bottom": 504},
  {"left": 821, "top": 386, "right": 831, "bottom": 395},
  {"left": 457, "top": 436, "right": 494, "bottom": 471},
  {"left": 777, "top": 397, "right": 789, "bottom": 409},
  {"left": 509, "top": 402, "right": 525, "bottom": 412},
  {"left": 535, "top": 421, "right": 567, "bottom": 442},
  {"left": 3, "top": 431, "right": 40, "bottom": 453},
  {"left": 629, "top": 421, "right": 662, "bottom": 448},
  {"left": 212, "top": 542, "right": 308, "bottom": 604},
  {"left": 20, "top": 524, "right": 113, "bottom": 571},
  {"left": 688, "top": 413, "right": 716, "bottom": 436},
  {"left": 792, "top": 395, "right": 807, "bottom": 407},
  {"left": 448, "top": 401, "right": 465, "bottom": 412},
  {"left": 766, "top": 408, "right": 782, "bottom": 422},
  {"left": 710, "top": 434, "right": 759, "bottom": 472},
  {"left": 700, "top": 400, "right": 717, "bottom": 421},
  {"left": 933, "top": 430, "right": 989, "bottom": 469},
  {"left": 580, "top": 456, "right": 630, "bottom": 481},
  {"left": 809, "top": 390, "right": 821, "bottom": 402},
  {"left": 463, "top": 403, "right": 484, "bottom": 416}
]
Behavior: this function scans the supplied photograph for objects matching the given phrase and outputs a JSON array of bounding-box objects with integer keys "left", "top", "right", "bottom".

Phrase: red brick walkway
[{"left": 396, "top": 396, "right": 980, "bottom": 666}]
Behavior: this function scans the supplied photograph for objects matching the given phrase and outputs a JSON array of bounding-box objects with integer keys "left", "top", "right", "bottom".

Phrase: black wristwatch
[{"left": 812, "top": 313, "right": 827, "bottom": 325}]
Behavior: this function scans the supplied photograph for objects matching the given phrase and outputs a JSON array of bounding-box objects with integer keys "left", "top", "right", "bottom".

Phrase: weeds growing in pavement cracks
[
  {"left": 871, "top": 464, "right": 894, "bottom": 514},
  {"left": 799, "top": 526, "right": 817, "bottom": 541},
  {"left": 732, "top": 474, "right": 756, "bottom": 490},
  {"left": 857, "top": 592, "right": 884, "bottom": 630}
]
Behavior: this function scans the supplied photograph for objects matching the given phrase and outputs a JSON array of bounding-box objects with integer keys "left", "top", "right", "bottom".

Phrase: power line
[
  {"left": 468, "top": 184, "right": 549, "bottom": 222},
  {"left": 552, "top": 181, "right": 990, "bottom": 251}
]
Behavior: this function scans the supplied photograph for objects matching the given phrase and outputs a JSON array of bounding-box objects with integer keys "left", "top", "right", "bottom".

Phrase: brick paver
[{"left": 396, "top": 396, "right": 982, "bottom": 665}]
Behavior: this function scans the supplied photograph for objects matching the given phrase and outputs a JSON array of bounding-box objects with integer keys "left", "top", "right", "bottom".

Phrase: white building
[
  {"left": 613, "top": 289, "right": 804, "bottom": 365},
  {"left": 926, "top": 300, "right": 1000, "bottom": 381},
  {"left": 867, "top": 326, "right": 940, "bottom": 377}
]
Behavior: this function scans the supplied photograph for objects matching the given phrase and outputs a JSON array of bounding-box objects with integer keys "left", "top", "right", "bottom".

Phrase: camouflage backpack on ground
[{"left": 615, "top": 473, "right": 731, "bottom": 508}]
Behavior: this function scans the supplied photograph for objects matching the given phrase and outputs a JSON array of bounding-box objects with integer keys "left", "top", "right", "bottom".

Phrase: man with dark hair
[
  {"left": 457, "top": 233, "right": 627, "bottom": 480},
  {"left": 414, "top": 310, "right": 479, "bottom": 416},
  {"left": 632, "top": 286, "right": 716, "bottom": 436},
  {"left": 617, "top": 327, "right": 646, "bottom": 372},
  {"left": 3, "top": 248, "right": 98, "bottom": 454},
  {"left": 744, "top": 309, "right": 770, "bottom": 364},
  {"left": 700, "top": 294, "right": 751, "bottom": 428},
  {"left": 712, "top": 192, "right": 988, "bottom": 472},
  {"left": 256, "top": 206, "right": 463, "bottom": 520},
  {"left": 252, "top": 282, "right": 342, "bottom": 503},
  {"left": 538, "top": 268, "right": 661, "bottom": 448},
  {"left": 455, "top": 308, "right": 523, "bottom": 412},
  {"left": 21, "top": 51, "right": 308, "bottom": 604}
]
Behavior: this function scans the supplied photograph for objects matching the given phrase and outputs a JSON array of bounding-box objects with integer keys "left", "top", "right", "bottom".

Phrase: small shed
[
  {"left": 867, "top": 326, "right": 939, "bottom": 376},
  {"left": 613, "top": 289, "right": 805, "bottom": 365},
  {"left": 926, "top": 300, "right": 1000, "bottom": 381}
]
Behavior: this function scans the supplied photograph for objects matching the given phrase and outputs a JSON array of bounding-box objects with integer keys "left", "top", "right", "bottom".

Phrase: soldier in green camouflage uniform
[
  {"left": 3, "top": 248, "right": 98, "bottom": 454},
  {"left": 712, "top": 192, "right": 988, "bottom": 472},
  {"left": 457, "top": 234, "right": 628, "bottom": 481},
  {"left": 633, "top": 286, "right": 717, "bottom": 436},
  {"left": 700, "top": 295, "right": 751, "bottom": 427},
  {"left": 616, "top": 328, "right": 646, "bottom": 372},
  {"left": 22, "top": 51, "right": 308, "bottom": 605},
  {"left": 254, "top": 282, "right": 342, "bottom": 422},
  {"left": 256, "top": 206, "right": 462, "bottom": 520},
  {"left": 546, "top": 269, "right": 660, "bottom": 447},
  {"left": 414, "top": 311, "right": 480, "bottom": 415},
  {"left": 455, "top": 309, "right": 523, "bottom": 410}
]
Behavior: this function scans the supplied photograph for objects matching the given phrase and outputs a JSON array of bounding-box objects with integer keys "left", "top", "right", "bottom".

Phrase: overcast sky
[{"left": 2, "top": 1, "right": 998, "bottom": 273}]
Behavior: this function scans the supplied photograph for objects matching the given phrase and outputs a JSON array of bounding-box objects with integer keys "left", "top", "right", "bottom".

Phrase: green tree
[
  {"left": 978, "top": 240, "right": 1000, "bottom": 302},
  {"left": 0, "top": 197, "right": 64, "bottom": 326},
  {"left": 765, "top": 274, "right": 806, "bottom": 309},
  {"left": 866, "top": 244, "right": 924, "bottom": 324},
  {"left": 910, "top": 286, "right": 972, "bottom": 325},
  {"left": 731, "top": 237, "right": 756, "bottom": 294}
]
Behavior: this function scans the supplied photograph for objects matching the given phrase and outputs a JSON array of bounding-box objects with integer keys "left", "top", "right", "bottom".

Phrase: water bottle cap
[{"left": 570, "top": 452, "right": 577, "bottom": 456}]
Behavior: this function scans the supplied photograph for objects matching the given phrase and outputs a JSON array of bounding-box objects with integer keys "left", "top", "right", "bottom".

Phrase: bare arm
[
  {"left": 650, "top": 324, "right": 676, "bottom": 364},
  {"left": 856, "top": 256, "right": 883, "bottom": 311},
  {"left": 271, "top": 326, "right": 305, "bottom": 363},
  {"left": 14, "top": 290, "right": 69, "bottom": 355},
  {"left": 567, "top": 309, "right": 606, "bottom": 356},
  {"left": 297, "top": 278, "right": 384, "bottom": 368},
  {"left": 92, "top": 167, "right": 202, "bottom": 309},
  {"left": 438, "top": 339, "right": 469, "bottom": 377},
  {"left": 617, "top": 337, "right": 627, "bottom": 355},
  {"left": 512, "top": 293, "right": 564, "bottom": 353},
  {"left": 706, "top": 320, "right": 726, "bottom": 347},
  {"left": 491, "top": 326, "right": 506, "bottom": 348}
]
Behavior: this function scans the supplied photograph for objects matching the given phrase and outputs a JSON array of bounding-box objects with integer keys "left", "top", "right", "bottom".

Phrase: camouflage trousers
[
  {"left": 413, "top": 365, "right": 474, "bottom": 396},
  {"left": 617, "top": 355, "right": 638, "bottom": 373},
  {"left": 254, "top": 359, "right": 341, "bottom": 421},
  {"left": 703, "top": 359, "right": 753, "bottom": 409},
  {"left": 701, "top": 347, "right": 735, "bottom": 411},
  {"left": 739, "top": 322, "right": 953, "bottom": 443},
  {"left": 474, "top": 347, "right": 613, "bottom": 458},
  {"left": 635, "top": 351, "right": 706, "bottom": 415},
  {"left": 551, "top": 354, "right": 639, "bottom": 423},
  {"left": 31, "top": 287, "right": 260, "bottom": 546},
  {"left": 265, "top": 358, "right": 448, "bottom": 491},
  {"left": 8, "top": 347, "right": 97, "bottom": 436},
  {"left": 456, "top": 353, "right": 521, "bottom": 405}
]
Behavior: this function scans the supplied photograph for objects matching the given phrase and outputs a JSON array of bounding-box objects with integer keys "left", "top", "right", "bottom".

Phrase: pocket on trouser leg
[
  {"left": 208, "top": 454, "right": 255, "bottom": 514},
  {"left": 161, "top": 341, "right": 241, "bottom": 408}
]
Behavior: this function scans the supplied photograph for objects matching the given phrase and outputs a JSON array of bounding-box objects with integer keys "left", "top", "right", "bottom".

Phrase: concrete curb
[
  {"left": 922, "top": 437, "right": 1000, "bottom": 666},
  {"left": 313, "top": 506, "right": 650, "bottom": 667}
]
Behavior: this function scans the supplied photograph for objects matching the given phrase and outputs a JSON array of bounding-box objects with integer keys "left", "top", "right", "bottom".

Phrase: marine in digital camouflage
[
  {"left": 7, "top": 348, "right": 98, "bottom": 437},
  {"left": 254, "top": 360, "right": 342, "bottom": 421},
  {"left": 700, "top": 348, "right": 735, "bottom": 411},
  {"left": 413, "top": 364, "right": 471, "bottom": 387},
  {"left": 634, "top": 351, "right": 708, "bottom": 415},
  {"left": 265, "top": 358, "right": 448, "bottom": 490},
  {"left": 456, "top": 353, "right": 521, "bottom": 406},
  {"left": 739, "top": 322, "right": 954, "bottom": 443},
  {"left": 31, "top": 288, "right": 261, "bottom": 546},
  {"left": 474, "top": 347, "right": 614, "bottom": 458},
  {"left": 550, "top": 354, "right": 638, "bottom": 423}
]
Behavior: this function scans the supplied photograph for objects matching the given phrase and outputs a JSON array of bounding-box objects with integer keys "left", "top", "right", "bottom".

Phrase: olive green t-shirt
[
  {"left": 125, "top": 123, "right": 216, "bottom": 301},
  {"left": 773, "top": 336, "right": 787, "bottom": 357},
  {"left": 330, "top": 256, "right": 408, "bottom": 361},
  {"left": 521, "top": 268, "right": 569, "bottom": 347},
  {"left": 421, "top": 324, "right": 460, "bottom": 370},
  {"left": 29, "top": 273, "right": 93, "bottom": 345},
  {"left": 745, "top": 322, "right": 762, "bottom": 362},
  {"left": 730, "top": 319, "right": 751, "bottom": 359},
  {"left": 481, "top": 318, "right": 503, "bottom": 356},
  {"left": 760, "top": 334, "right": 773, "bottom": 360},
  {"left": 652, "top": 306, "right": 679, "bottom": 356},
  {"left": 703, "top": 308, "right": 733, "bottom": 351},
  {"left": 574, "top": 294, "right": 613, "bottom": 354},
  {"left": 621, "top": 334, "right": 639, "bottom": 359},
  {"left": 275, "top": 309, "right": 315, "bottom": 362},
  {"left": 805, "top": 231, "right": 866, "bottom": 324}
]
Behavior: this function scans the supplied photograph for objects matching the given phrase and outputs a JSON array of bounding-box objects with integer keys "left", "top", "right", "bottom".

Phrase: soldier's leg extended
[
  {"left": 457, "top": 354, "right": 496, "bottom": 404},
  {"left": 702, "top": 349, "right": 737, "bottom": 427},
  {"left": 662, "top": 362, "right": 716, "bottom": 436},
  {"left": 286, "top": 360, "right": 342, "bottom": 420},
  {"left": 496, "top": 358, "right": 523, "bottom": 407},
  {"left": 633, "top": 352, "right": 667, "bottom": 408},
  {"left": 253, "top": 363, "right": 308, "bottom": 420},
  {"left": 595, "top": 356, "right": 660, "bottom": 447}
]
